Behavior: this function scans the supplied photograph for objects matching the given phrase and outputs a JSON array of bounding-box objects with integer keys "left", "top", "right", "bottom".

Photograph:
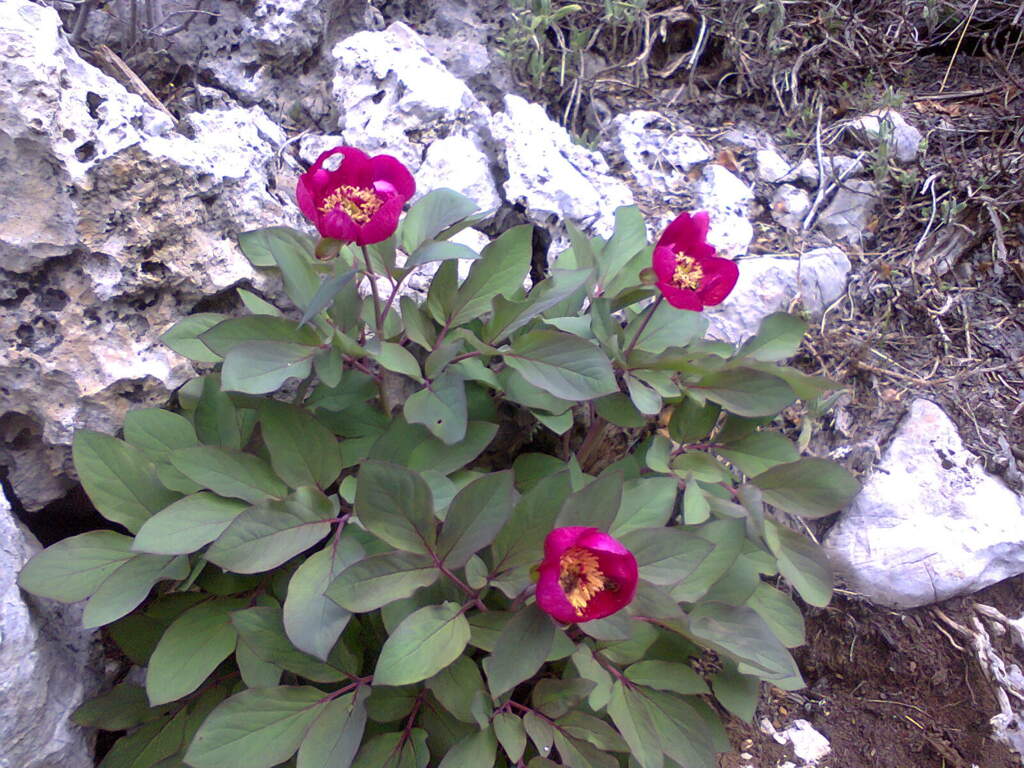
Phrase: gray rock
[
  {"left": 0, "top": 2, "right": 302, "bottom": 510},
  {"left": 416, "top": 134, "right": 501, "bottom": 211},
  {"left": 817, "top": 178, "right": 877, "bottom": 246},
  {"left": 605, "top": 110, "right": 712, "bottom": 193},
  {"left": 756, "top": 149, "right": 803, "bottom": 184},
  {"left": 0, "top": 488, "right": 102, "bottom": 768},
  {"left": 771, "top": 184, "right": 811, "bottom": 231},
  {"left": 849, "top": 109, "right": 923, "bottom": 163},
  {"left": 491, "top": 95, "right": 633, "bottom": 238},
  {"left": 330, "top": 22, "right": 491, "bottom": 170},
  {"left": 694, "top": 165, "right": 754, "bottom": 258},
  {"left": 706, "top": 247, "right": 851, "bottom": 344},
  {"left": 825, "top": 399, "right": 1024, "bottom": 609}
]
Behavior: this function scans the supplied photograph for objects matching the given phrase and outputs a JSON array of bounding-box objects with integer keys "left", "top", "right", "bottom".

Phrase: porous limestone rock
[
  {"left": 416, "top": 134, "right": 501, "bottom": 211},
  {"left": 0, "top": 488, "right": 102, "bottom": 768},
  {"left": 330, "top": 22, "right": 492, "bottom": 170},
  {"left": 825, "top": 399, "right": 1024, "bottom": 609},
  {"left": 756, "top": 149, "right": 804, "bottom": 185},
  {"left": 817, "top": 178, "right": 877, "bottom": 246},
  {"left": 849, "top": 108, "right": 923, "bottom": 163},
  {"left": 694, "top": 164, "right": 754, "bottom": 257},
  {"left": 706, "top": 247, "right": 851, "bottom": 344},
  {"left": 771, "top": 184, "right": 812, "bottom": 230},
  {"left": 0, "top": 0, "right": 302, "bottom": 510},
  {"left": 605, "top": 110, "right": 712, "bottom": 193},
  {"left": 491, "top": 95, "right": 634, "bottom": 239}
]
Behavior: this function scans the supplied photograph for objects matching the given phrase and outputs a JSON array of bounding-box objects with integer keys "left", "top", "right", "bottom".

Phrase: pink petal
[
  {"left": 535, "top": 561, "right": 579, "bottom": 624},
  {"left": 332, "top": 146, "right": 373, "bottom": 188},
  {"left": 657, "top": 281, "right": 704, "bottom": 311},
  {"left": 651, "top": 245, "right": 679, "bottom": 283},
  {"left": 696, "top": 257, "right": 739, "bottom": 306},
  {"left": 370, "top": 154, "right": 416, "bottom": 201},
  {"left": 543, "top": 527, "right": 592, "bottom": 560},
  {"left": 356, "top": 195, "right": 404, "bottom": 245},
  {"left": 577, "top": 529, "right": 631, "bottom": 557},
  {"left": 318, "top": 209, "right": 361, "bottom": 243},
  {"left": 295, "top": 175, "right": 319, "bottom": 222},
  {"left": 657, "top": 211, "right": 709, "bottom": 252}
]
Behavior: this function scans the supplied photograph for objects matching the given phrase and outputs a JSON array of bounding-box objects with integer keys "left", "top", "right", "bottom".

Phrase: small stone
[
  {"left": 816, "top": 178, "right": 877, "bottom": 246},
  {"left": 605, "top": 110, "right": 713, "bottom": 193},
  {"left": 784, "top": 720, "right": 831, "bottom": 763},
  {"left": 849, "top": 108, "right": 924, "bottom": 163},
  {"left": 756, "top": 149, "right": 801, "bottom": 183},
  {"left": 825, "top": 399, "right": 1024, "bottom": 609},
  {"left": 695, "top": 164, "right": 755, "bottom": 257},
  {"left": 771, "top": 184, "right": 812, "bottom": 230}
]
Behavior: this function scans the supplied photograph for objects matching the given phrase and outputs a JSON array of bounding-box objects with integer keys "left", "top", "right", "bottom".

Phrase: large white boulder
[
  {"left": 825, "top": 399, "right": 1024, "bottom": 609},
  {"left": 0, "top": 488, "right": 102, "bottom": 768}
]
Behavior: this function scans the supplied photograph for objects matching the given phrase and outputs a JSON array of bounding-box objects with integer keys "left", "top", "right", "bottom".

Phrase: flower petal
[
  {"left": 370, "top": 154, "right": 416, "bottom": 201},
  {"left": 577, "top": 529, "right": 631, "bottom": 557},
  {"left": 356, "top": 195, "right": 405, "bottom": 245},
  {"left": 535, "top": 560, "right": 579, "bottom": 624},
  {"left": 651, "top": 245, "right": 678, "bottom": 283},
  {"left": 318, "top": 208, "right": 362, "bottom": 243},
  {"left": 696, "top": 256, "right": 739, "bottom": 306},
  {"left": 542, "top": 526, "right": 592, "bottom": 560},
  {"left": 657, "top": 281, "right": 704, "bottom": 311}
]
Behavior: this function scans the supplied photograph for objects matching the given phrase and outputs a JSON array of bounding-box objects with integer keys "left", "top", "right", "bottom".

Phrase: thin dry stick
[{"left": 940, "top": 0, "right": 980, "bottom": 92}]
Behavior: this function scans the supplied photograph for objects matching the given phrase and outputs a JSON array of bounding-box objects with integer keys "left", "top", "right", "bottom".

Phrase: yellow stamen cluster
[
  {"left": 672, "top": 253, "right": 704, "bottom": 291},
  {"left": 318, "top": 185, "right": 384, "bottom": 223},
  {"left": 559, "top": 546, "right": 606, "bottom": 616}
]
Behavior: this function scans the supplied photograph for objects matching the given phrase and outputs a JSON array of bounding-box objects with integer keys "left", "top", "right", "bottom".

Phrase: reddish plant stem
[
  {"left": 360, "top": 244, "right": 383, "bottom": 335},
  {"left": 621, "top": 294, "right": 664, "bottom": 358}
]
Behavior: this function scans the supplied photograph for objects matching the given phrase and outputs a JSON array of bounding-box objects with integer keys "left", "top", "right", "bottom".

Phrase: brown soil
[{"left": 720, "top": 579, "right": 1024, "bottom": 768}]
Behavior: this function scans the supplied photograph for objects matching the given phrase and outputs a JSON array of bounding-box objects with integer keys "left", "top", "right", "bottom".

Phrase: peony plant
[{"left": 19, "top": 146, "right": 859, "bottom": 768}]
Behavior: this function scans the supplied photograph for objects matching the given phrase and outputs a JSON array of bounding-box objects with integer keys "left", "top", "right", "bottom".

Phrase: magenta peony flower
[
  {"left": 536, "top": 526, "right": 638, "bottom": 624},
  {"left": 651, "top": 211, "right": 738, "bottom": 311},
  {"left": 296, "top": 146, "right": 415, "bottom": 246}
]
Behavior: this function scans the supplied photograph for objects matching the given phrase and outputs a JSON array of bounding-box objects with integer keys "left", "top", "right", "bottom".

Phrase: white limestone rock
[
  {"left": 415, "top": 134, "right": 501, "bottom": 211},
  {"left": 694, "top": 164, "right": 754, "bottom": 257},
  {"left": 849, "top": 108, "right": 923, "bottom": 163},
  {"left": 491, "top": 95, "right": 633, "bottom": 238},
  {"left": 605, "top": 110, "right": 713, "bottom": 193},
  {"left": 825, "top": 399, "right": 1024, "bottom": 609},
  {"left": 771, "top": 184, "right": 811, "bottom": 230},
  {"left": 706, "top": 247, "right": 850, "bottom": 344},
  {"left": 0, "top": 488, "right": 102, "bottom": 768},
  {"left": 756, "top": 149, "right": 804, "bottom": 184},
  {"left": 330, "top": 22, "right": 491, "bottom": 170},
  {"left": 816, "top": 178, "right": 877, "bottom": 246}
]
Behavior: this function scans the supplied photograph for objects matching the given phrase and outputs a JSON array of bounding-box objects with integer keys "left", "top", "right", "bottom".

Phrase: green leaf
[
  {"left": 556, "top": 711, "right": 628, "bottom": 753},
  {"left": 297, "top": 688, "right": 368, "bottom": 768},
  {"left": 406, "top": 240, "right": 480, "bottom": 268},
  {"left": 746, "top": 583, "right": 805, "bottom": 648},
  {"left": 73, "top": 683, "right": 169, "bottom": 731},
  {"left": 326, "top": 551, "right": 439, "bottom": 612},
  {"left": 238, "top": 226, "right": 314, "bottom": 268},
  {"left": 688, "top": 602, "right": 800, "bottom": 680},
  {"left": 625, "top": 373, "right": 662, "bottom": 415},
  {"left": 401, "top": 296, "right": 438, "bottom": 350},
  {"left": 670, "top": 519, "right": 745, "bottom": 603},
  {"left": 231, "top": 606, "right": 347, "bottom": 682},
  {"left": 610, "top": 477, "right": 677, "bottom": 536},
  {"left": 556, "top": 470, "right": 622, "bottom": 530},
  {"left": 438, "top": 728, "right": 497, "bottom": 768},
  {"left": 146, "top": 600, "right": 240, "bottom": 706},
  {"left": 693, "top": 367, "right": 795, "bottom": 417},
  {"left": 301, "top": 268, "right": 358, "bottom": 327},
  {"left": 236, "top": 636, "right": 283, "bottom": 688},
  {"left": 18, "top": 531, "right": 134, "bottom": 602},
  {"left": 504, "top": 330, "right": 617, "bottom": 401},
  {"left": 436, "top": 471, "right": 515, "bottom": 568},
  {"left": 268, "top": 232, "right": 320, "bottom": 311},
  {"left": 764, "top": 520, "right": 833, "bottom": 606},
  {"left": 352, "top": 730, "right": 429, "bottom": 768},
  {"left": 74, "top": 431, "right": 180, "bottom": 533},
  {"left": 594, "top": 393, "right": 646, "bottom": 429},
  {"left": 373, "top": 602, "right": 471, "bottom": 686},
  {"left": 752, "top": 457, "right": 860, "bottom": 518},
  {"left": 123, "top": 409, "right": 199, "bottom": 461},
  {"left": 160, "top": 313, "right": 225, "bottom": 362},
  {"left": 493, "top": 712, "right": 527, "bottom": 763},
  {"left": 621, "top": 527, "right": 713, "bottom": 587},
  {"left": 284, "top": 536, "right": 364, "bottom": 660},
  {"left": 670, "top": 452, "right": 732, "bottom": 483},
  {"left": 355, "top": 461, "right": 436, "bottom": 555},
  {"left": 407, "top": 421, "right": 498, "bottom": 477},
  {"left": 737, "top": 312, "right": 807, "bottom": 362},
  {"left": 259, "top": 401, "right": 342, "bottom": 489},
  {"left": 238, "top": 288, "right": 282, "bottom": 316},
  {"left": 171, "top": 446, "right": 286, "bottom": 504},
  {"left": 491, "top": 471, "right": 570, "bottom": 573},
  {"left": 404, "top": 369, "right": 467, "bottom": 445},
  {"left": 600, "top": 205, "right": 648, "bottom": 286},
  {"left": 427, "top": 654, "right": 486, "bottom": 723},
  {"left": 97, "top": 708, "right": 189, "bottom": 768},
  {"left": 133, "top": 493, "right": 249, "bottom": 555},
  {"left": 667, "top": 398, "right": 720, "bottom": 444},
  {"left": 373, "top": 341, "right": 423, "bottom": 382},
  {"left": 571, "top": 645, "right": 613, "bottom": 710},
  {"left": 483, "top": 604, "right": 555, "bottom": 697},
  {"left": 608, "top": 683, "right": 664, "bottom": 768},
  {"left": 183, "top": 686, "right": 328, "bottom": 768},
  {"left": 683, "top": 480, "right": 710, "bottom": 525},
  {"left": 711, "top": 666, "right": 760, "bottom": 721},
  {"left": 193, "top": 376, "right": 242, "bottom": 450},
  {"left": 83, "top": 554, "right": 188, "bottom": 628},
  {"left": 199, "top": 316, "right": 322, "bottom": 357},
  {"left": 400, "top": 189, "right": 480, "bottom": 253},
  {"left": 719, "top": 432, "right": 799, "bottom": 477},
  {"left": 426, "top": 260, "right": 459, "bottom": 325},
  {"left": 483, "top": 268, "right": 592, "bottom": 343},
  {"left": 626, "top": 302, "right": 707, "bottom": 354},
  {"left": 524, "top": 712, "right": 555, "bottom": 760},
  {"left": 205, "top": 488, "right": 334, "bottom": 574},
  {"left": 625, "top": 661, "right": 708, "bottom": 696},
  {"left": 639, "top": 688, "right": 717, "bottom": 768},
  {"left": 221, "top": 341, "right": 316, "bottom": 395},
  {"left": 448, "top": 225, "right": 533, "bottom": 327}
]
